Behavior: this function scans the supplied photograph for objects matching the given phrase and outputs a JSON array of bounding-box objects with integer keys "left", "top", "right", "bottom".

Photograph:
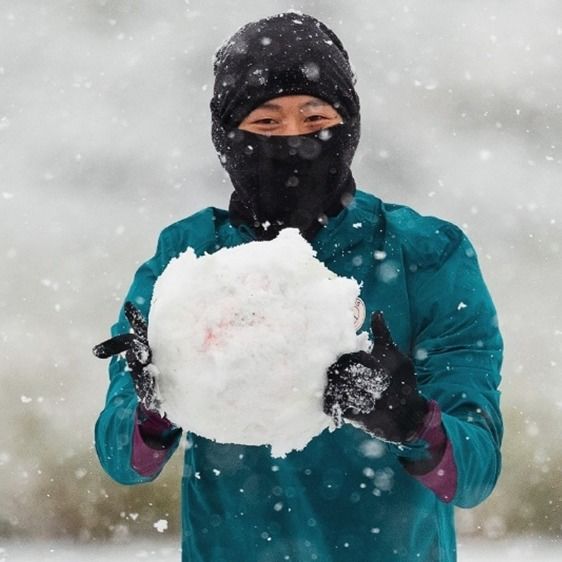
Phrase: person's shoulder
[
  {"left": 353, "top": 189, "right": 381, "bottom": 210},
  {"left": 378, "top": 195, "right": 466, "bottom": 269},
  {"left": 160, "top": 206, "right": 229, "bottom": 237},
  {"left": 157, "top": 206, "right": 230, "bottom": 255}
]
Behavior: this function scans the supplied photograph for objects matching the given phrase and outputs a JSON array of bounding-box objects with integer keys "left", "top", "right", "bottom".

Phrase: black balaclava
[{"left": 210, "top": 12, "right": 361, "bottom": 240}]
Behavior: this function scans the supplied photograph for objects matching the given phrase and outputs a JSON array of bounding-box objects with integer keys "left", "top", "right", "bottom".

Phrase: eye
[
  {"left": 304, "top": 113, "right": 339, "bottom": 124},
  {"left": 252, "top": 118, "right": 278, "bottom": 125}
]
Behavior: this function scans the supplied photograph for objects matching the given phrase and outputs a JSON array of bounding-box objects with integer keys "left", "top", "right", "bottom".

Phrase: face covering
[{"left": 223, "top": 120, "right": 359, "bottom": 240}]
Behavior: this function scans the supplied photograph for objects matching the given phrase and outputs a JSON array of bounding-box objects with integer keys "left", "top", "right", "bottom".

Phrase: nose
[{"left": 281, "top": 117, "right": 307, "bottom": 136}]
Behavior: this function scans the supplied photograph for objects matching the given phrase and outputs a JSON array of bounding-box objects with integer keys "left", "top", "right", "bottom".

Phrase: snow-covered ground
[{"left": 2, "top": 537, "right": 562, "bottom": 561}]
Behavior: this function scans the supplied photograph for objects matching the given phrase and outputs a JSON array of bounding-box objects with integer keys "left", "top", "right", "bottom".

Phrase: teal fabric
[{"left": 95, "top": 190, "right": 503, "bottom": 561}]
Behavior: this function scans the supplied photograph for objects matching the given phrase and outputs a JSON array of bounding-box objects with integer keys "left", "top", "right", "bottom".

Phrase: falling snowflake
[{"left": 153, "top": 519, "right": 168, "bottom": 533}]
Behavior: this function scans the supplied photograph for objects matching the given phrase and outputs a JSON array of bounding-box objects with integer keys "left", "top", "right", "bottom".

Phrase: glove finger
[
  {"left": 126, "top": 347, "right": 145, "bottom": 373},
  {"left": 323, "top": 381, "right": 339, "bottom": 412},
  {"left": 124, "top": 301, "right": 148, "bottom": 340},
  {"left": 131, "top": 366, "right": 156, "bottom": 408},
  {"left": 92, "top": 334, "right": 137, "bottom": 358},
  {"left": 327, "top": 352, "right": 370, "bottom": 380},
  {"left": 323, "top": 388, "right": 344, "bottom": 427},
  {"left": 131, "top": 338, "right": 152, "bottom": 366},
  {"left": 330, "top": 403, "right": 344, "bottom": 429},
  {"left": 129, "top": 364, "right": 147, "bottom": 392},
  {"left": 370, "top": 311, "right": 394, "bottom": 349}
]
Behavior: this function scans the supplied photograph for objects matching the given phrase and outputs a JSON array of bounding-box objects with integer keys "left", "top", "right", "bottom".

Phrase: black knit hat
[{"left": 210, "top": 12, "right": 360, "bottom": 130}]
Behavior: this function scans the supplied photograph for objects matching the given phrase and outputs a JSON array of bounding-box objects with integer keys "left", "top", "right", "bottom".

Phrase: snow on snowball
[{"left": 149, "top": 228, "right": 369, "bottom": 457}]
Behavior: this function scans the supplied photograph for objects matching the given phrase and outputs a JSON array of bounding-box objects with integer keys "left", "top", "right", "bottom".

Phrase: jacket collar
[
  {"left": 223, "top": 190, "right": 384, "bottom": 261},
  {"left": 312, "top": 191, "right": 383, "bottom": 262}
]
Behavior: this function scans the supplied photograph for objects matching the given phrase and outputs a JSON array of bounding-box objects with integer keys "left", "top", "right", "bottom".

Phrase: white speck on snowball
[{"left": 149, "top": 229, "right": 369, "bottom": 457}]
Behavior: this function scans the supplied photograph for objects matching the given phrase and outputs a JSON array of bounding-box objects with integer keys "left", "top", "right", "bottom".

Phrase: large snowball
[{"left": 148, "top": 228, "right": 369, "bottom": 457}]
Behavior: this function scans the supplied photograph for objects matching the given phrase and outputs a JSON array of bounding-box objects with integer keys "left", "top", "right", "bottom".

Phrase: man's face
[{"left": 238, "top": 95, "right": 343, "bottom": 137}]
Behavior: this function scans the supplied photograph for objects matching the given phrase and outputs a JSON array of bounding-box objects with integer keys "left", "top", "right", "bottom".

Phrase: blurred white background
[{"left": 1, "top": 0, "right": 561, "bottom": 555}]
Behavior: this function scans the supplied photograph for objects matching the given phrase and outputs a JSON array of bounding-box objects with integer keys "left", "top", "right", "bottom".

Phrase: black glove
[
  {"left": 324, "top": 311, "right": 428, "bottom": 443},
  {"left": 93, "top": 301, "right": 159, "bottom": 411}
]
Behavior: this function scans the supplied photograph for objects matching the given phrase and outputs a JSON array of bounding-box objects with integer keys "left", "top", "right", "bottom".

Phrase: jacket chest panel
[{"left": 323, "top": 245, "right": 413, "bottom": 354}]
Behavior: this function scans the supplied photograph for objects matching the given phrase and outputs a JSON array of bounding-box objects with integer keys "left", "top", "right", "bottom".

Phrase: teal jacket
[{"left": 95, "top": 190, "right": 503, "bottom": 561}]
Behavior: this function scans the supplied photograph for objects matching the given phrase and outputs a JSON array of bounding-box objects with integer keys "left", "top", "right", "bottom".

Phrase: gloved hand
[
  {"left": 323, "top": 311, "right": 428, "bottom": 443},
  {"left": 93, "top": 301, "right": 159, "bottom": 411}
]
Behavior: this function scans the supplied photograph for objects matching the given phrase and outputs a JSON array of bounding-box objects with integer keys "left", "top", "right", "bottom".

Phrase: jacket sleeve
[
  {"left": 395, "top": 231, "right": 503, "bottom": 508},
  {"left": 94, "top": 228, "right": 183, "bottom": 485}
]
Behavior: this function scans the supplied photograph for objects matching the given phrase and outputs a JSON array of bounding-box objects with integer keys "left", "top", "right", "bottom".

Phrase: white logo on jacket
[{"left": 353, "top": 297, "right": 366, "bottom": 331}]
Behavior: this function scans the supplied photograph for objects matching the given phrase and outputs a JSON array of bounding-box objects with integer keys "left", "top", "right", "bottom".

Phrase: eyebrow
[
  {"left": 256, "top": 99, "right": 331, "bottom": 111},
  {"left": 300, "top": 99, "right": 331, "bottom": 109}
]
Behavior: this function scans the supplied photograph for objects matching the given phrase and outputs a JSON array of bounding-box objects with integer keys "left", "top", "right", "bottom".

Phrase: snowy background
[{"left": 1, "top": 0, "right": 561, "bottom": 557}]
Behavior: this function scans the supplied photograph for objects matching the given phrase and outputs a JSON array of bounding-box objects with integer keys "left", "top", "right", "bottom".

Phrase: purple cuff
[
  {"left": 405, "top": 400, "right": 457, "bottom": 503},
  {"left": 131, "top": 408, "right": 174, "bottom": 477}
]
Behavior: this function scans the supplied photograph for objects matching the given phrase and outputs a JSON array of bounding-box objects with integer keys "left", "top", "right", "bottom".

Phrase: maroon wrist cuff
[
  {"left": 403, "top": 400, "right": 457, "bottom": 503},
  {"left": 137, "top": 404, "right": 174, "bottom": 438},
  {"left": 131, "top": 407, "right": 173, "bottom": 477},
  {"left": 412, "top": 437, "right": 457, "bottom": 502}
]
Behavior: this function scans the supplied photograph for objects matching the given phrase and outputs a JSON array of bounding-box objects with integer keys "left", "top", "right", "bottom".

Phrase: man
[{"left": 94, "top": 12, "right": 503, "bottom": 561}]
